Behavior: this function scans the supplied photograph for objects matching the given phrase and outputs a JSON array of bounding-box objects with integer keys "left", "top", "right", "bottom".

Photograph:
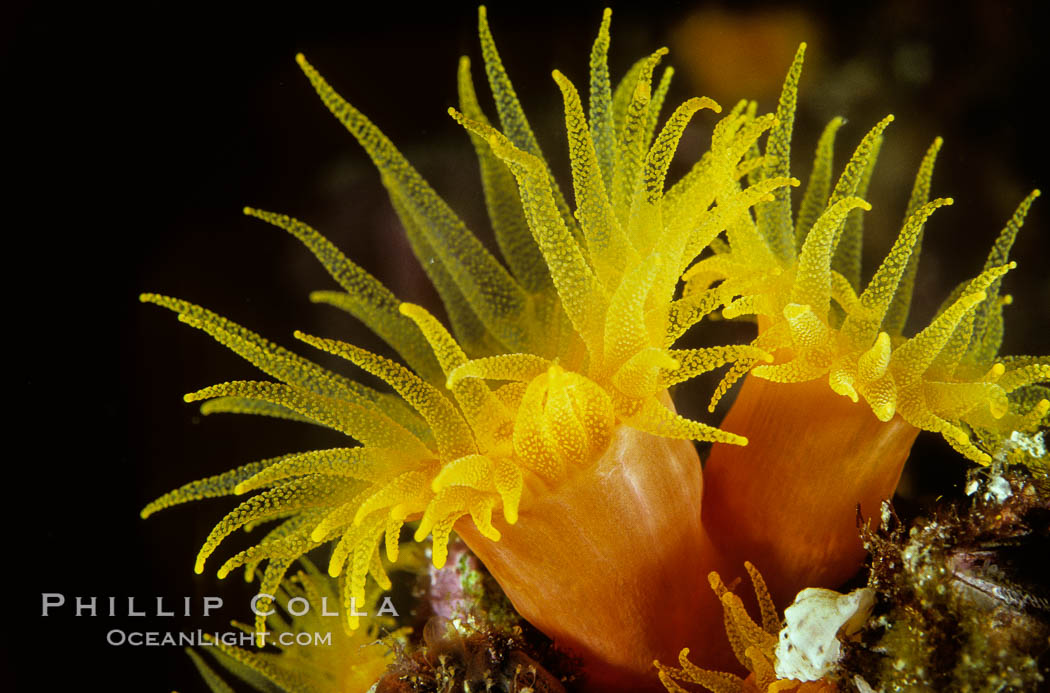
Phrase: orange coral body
[
  {"left": 457, "top": 425, "right": 737, "bottom": 692},
  {"left": 702, "top": 375, "right": 919, "bottom": 606}
]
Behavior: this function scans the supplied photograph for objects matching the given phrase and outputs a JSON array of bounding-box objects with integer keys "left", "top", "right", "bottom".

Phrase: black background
[{"left": 9, "top": 1, "right": 1050, "bottom": 690}]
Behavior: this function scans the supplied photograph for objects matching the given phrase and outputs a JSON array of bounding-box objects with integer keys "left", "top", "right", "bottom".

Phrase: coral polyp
[
  {"left": 140, "top": 6, "right": 1049, "bottom": 692},
  {"left": 142, "top": 7, "right": 788, "bottom": 688},
  {"left": 694, "top": 44, "right": 1047, "bottom": 606},
  {"left": 656, "top": 563, "right": 843, "bottom": 693},
  {"left": 186, "top": 560, "right": 405, "bottom": 692}
]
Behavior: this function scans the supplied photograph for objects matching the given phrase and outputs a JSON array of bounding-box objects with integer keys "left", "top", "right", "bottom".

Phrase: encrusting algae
[{"left": 141, "top": 6, "right": 1049, "bottom": 692}]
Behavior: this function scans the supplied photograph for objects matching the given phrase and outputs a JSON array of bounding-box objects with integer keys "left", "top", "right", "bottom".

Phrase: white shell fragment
[
  {"left": 853, "top": 675, "right": 878, "bottom": 693},
  {"left": 984, "top": 474, "right": 1013, "bottom": 503},
  {"left": 773, "top": 586, "right": 875, "bottom": 682}
]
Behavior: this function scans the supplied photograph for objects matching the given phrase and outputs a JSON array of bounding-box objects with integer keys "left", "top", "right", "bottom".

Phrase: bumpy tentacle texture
[
  {"left": 142, "top": 8, "right": 1049, "bottom": 692},
  {"left": 141, "top": 7, "right": 780, "bottom": 658},
  {"left": 656, "top": 564, "right": 833, "bottom": 693},
  {"left": 696, "top": 45, "right": 1048, "bottom": 610},
  {"left": 683, "top": 44, "right": 1048, "bottom": 462}
]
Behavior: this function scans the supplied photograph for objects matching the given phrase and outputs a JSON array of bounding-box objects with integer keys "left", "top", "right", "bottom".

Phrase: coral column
[
  {"left": 456, "top": 426, "right": 735, "bottom": 692},
  {"left": 702, "top": 374, "right": 919, "bottom": 608}
]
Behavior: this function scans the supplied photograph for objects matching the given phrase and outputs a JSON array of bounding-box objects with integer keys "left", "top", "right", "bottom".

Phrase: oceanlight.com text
[{"left": 105, "top": 629, "right": 333, "bottom": 648}]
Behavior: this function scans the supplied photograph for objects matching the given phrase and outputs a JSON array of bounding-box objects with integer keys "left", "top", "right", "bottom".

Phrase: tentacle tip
[
  {"left": 874, "top": 407, "right": 895, "bottom": 423},
  {"left": 294, "top": 53, "right": 307, "bottom": 67},
  {"left": 233, "top": 483, "right": 248, "bottom": 495},
  {"left": 446, "top": 363, "right": 473, "bottom": 388},
  {"left": 783, "top": 302, "right": 808, "bottom": 320},
  {"left": 193, "top": 564, "right": 205, "bottom": 576}
]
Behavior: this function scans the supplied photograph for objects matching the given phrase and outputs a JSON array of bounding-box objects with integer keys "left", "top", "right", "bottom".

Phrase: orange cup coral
[
  {"left": 141, "top": 7, "right": 1048, "bottom": 692},
  {"left": 457, "top": 427, "right": 734, "bottom": 690},
  {"left": 703, "top": 375, "right": 919, "bottom": 607}
]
